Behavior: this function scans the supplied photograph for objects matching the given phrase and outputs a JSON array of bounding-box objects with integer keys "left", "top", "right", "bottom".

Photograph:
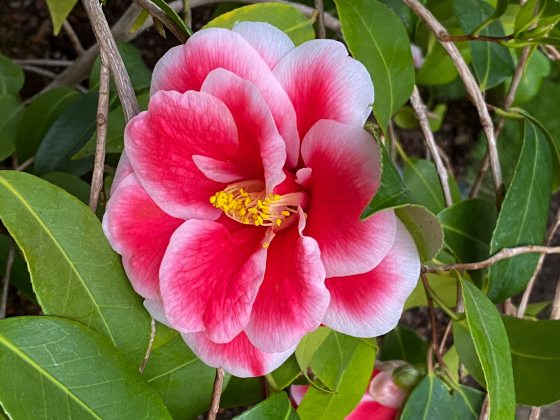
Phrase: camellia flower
[
  {"left": 291, "top": 363, "right": 409, "bottom": 419},
  {"left": 103, "top": 22, "right": 420, "bottom": 377}
]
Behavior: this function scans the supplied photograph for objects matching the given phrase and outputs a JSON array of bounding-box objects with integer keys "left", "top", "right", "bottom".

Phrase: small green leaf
[
  {"left": 297, "top": 332, "right": 376, "bottom": 420},
  {"left": 0, "top": 171, "right": 152, "bottom": 362},
  {"left": 400, "top": 374, "right": 454, "bottom": 419},
  {"left": 0, "top": 95, "right": 24, "bottom": 161},
  {"left": 461, "top": 280, "right": 515, "bottom": 419},
  {"left": 269, "top": 356, "right": 302, "bottom": 390},
  {"left": 205, "top": 3, "right": 314, "bottom": 46},
  {"left": 0, "top": 316, "right": 171, "bottom": 419},
  {"left": 0, "top": 55, "right": 24, "bottom": 95},
  {"left": 487, "top": 121, "right": 552, "bottom": 302},
  {"left": 395, "top": 205, "right": 444, "bottom": 263},
  {"left": 405, "top": 273, "right": 457, "bottom": 310},
  {"left": 379, "top": 326, "right": 428, "bottom": 364},
  {"left": 295, "top": 327, "right": 332, "bottom": 374},
  {"left": 146, "top": 0, "right": 192, "bottom": 38},
  {"left": 45, "top": 0, "right": 78, "bottom": 35},
  {"left": 335, "top": 0, "right": 414, "bottom": 131},
  {"left": 236, "top": 392, "right": 298, "bottom": 419},
  {"left": 16, "top": 87, "right": 80, "bottom": 162},
  {"left": 508, "top": 49, "right": 550, "bottom": 105},
  {"left": 450, "top": 385, "right": 485, "bottom": 420},
  {"left": 501, "top": 316, "right": 560, "bottom": 406}
]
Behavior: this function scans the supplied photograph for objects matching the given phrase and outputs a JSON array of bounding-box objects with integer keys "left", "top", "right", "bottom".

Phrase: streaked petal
[{"left": 233, "top": 22, "right": 295, "bottom": 68}]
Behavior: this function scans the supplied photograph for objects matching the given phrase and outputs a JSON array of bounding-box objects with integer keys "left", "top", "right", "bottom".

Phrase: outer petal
[
  {"left": 346, "top": 399, "right": 399, "bottom": 420},
  {"left": 323, "top": 220, "right": 420, "bottom": 337},
  {"left": 182, "top": 331, "right": 295, "bottom": 378},
  {"left": 102, "top": 174, "right": 183, "bottom": 300},
  {"left": 159, "top": 219, "right": 268, "bottom": 343},
  {"left": 201, "top": 69, "right": 287, "bottom": 191},
  {"left": 232, "top": 22, "right": 295, "bottom": 68},
  {"left": 245, "top": 210, "right": 328, "bottom": 352},
  {"left": 301, "top": 120, "right": 396, "bottom": 277},
  {"left": 274, "top": 39, "right": 374, "bottom": 138},
  {"left": 125, "top": 90, "right": 239, "bottom": 220},
  {"left": 150, "top": 28, "right": 299, "bottom": 167}
]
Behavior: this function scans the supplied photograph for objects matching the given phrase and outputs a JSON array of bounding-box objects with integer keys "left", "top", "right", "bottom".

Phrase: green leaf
[
  {"left": 487, "top": 121, "right": 552, "bottom": 302},
  {"left": 0, "top": 171, "right": 152, "bottom": 361},
  {"left": 41, "top": 172, "right": 91, "bottom": 205},
  {"left": 450, "top": 385, "right": 485, "bottom": 420},
  {"left": 416, "top": 44, "right": 461, "bottom": 86},
  {"left": 90, "top": 43, "right": 152, "bottom": 93},
  {"left": 33, "top": 92, "right": 97, "bottom": 176},
  {"left": 335, "top": 0, "right": 414, "bottom": 131},
  {"left": 236, "top": 392, "right": 298, "bottom": 419},
  {"left": 295, "top": 327, "right": 332, "bottom": 374},
  {"left": 405, "top": 273, "right": 457, "bottom": 310},
  {"left": 461, "top": 280, "right": 515, "bottom": 419},
  {"left": 0, "top": 95, "right": 24, "bottom": 160},
  {"left": 472, "top": 0, "right": 509, "bottom": 33},
  {"left": 222, "top": 377, "right": 263, "bottom": 409},
  {"left": 297, "top": 332, "right": 376, "bottom": 419},
  {"left": 0, "top": 316, "right": 171, "bottom": 419},
  {"left": 454, "top": 0, "right": 515, "bottom": 90},
  {"left": 508, "top": 49, "right": 550, "bottom": 105},
  {"left": 45, "top": 0, "right": 78, "bottom": 35},
  {"left": 16, "top": 87, "right": 80, "bottom": 162},
  {"left": 205, "top": 3, "right": 314, "bottom": 46},
  {"left": 0, "top": 55, "right": 24, "bottom": 95},
  {"left": 400, "top": 374, "right": 454, "bottom": 419},
  {"left": 146, "top": 0, "right": 192, "bottom": 38},
  {"left": 379, "top": 326, "right": 428, "bottom": 364},
  {"left": 501, "top": 316, "right": 560, "bottom": 406},
  {"left": 269, "top": 356, "right": 302, "bottom": 390},
  {"left": 142, "top": 328, "right": 217, "bottom": 419},
  {"left": 395, "top": 205, "right": 444, "bottom": 263},
  {"left": 0, "top": 235, "right": 33, "bottom": 301}
]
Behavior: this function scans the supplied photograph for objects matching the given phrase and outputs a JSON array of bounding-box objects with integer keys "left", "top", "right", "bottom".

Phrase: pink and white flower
[{"left": 103, "top": 22, "right": 420, "bottom": 377}]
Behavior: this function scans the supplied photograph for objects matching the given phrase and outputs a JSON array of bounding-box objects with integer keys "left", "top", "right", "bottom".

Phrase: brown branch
[
  {"left": 89, "top": 51, "right": 110, "bottom": 212},
  {"left": 423, "top": 245, "right": 560, "bottom": 273},
  {"left": 208, "top": 367, "right": 225, "bottom": 420},
  {"left": 0, "top": 242, "right": 15, "bottom": 319},
  {"left": 14, "top": 59, "right": 73, "bottom": 67},
  {"left": 315, "top": 0, "right": 325, "bottom": 39},
  {"left": 421, "top": 274, "right": 446, "bottom": 369},
  {"left": 131, "top": 0, "right": 188, "bottom": 43},
  {"left": 20, "top": 65, "right": 57, "bottom": 79},
  {"left": 15, "top": 157, "right": 34, "bottom": 172},
  {"left": 63, "top": 20, "right": 86, "bottom": 55},
  {"left": 410, "top": 86, "right": 453, "bottom": 207},
  {"left": 403, "top": 0, "right": 504, "bottom": 203},
  {"left": 441, "top": 33, "right": 514, "bottom": 43},
  {"left": 139, "top": 318, "right": 157, "bottom": 373},
  {"left": 82, "top": 0, "right": 139, "bottom": 122}
]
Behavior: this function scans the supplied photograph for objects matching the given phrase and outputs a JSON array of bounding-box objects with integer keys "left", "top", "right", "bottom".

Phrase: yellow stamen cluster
[{"left": 210, "top": 182, "right": 298, "bottom": 228}]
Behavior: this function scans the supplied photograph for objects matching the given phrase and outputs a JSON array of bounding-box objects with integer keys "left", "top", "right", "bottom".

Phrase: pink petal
[
  {"left": 301, "top": 120, "right": 395, "bottom": 277},
  {"left": 291, "top": 384, "right": 309, "bottom": 406},
  {"left": 346, "top": 400, "right": 399, "bottom": 420},
  {"left": 150, "top": 28, "right": 299, "bottom": 167},
  {"left": 201, "top": 68, "right": 287, "bottom": 191},
  {"left": 102, "top": 174, "right": 183, "bottom": 300},
  {"left": 159, "top": 219, "right": 269, "bottom": 343},
  {"left": 143, "top": 298, "right": 170, "bottom": 327},
  {"left": 245, "top": 210, "right": 329, "bottom": 352},
  {"left": 182, "top": 331, "right": 295, "bottom": 378},
  {"left": 274, "top": 39, "right": 374, "bottom": 138},
  {"left": 110, "top": 151, "right": 133, "bottom": 194},
  {"left": 125, "top": 90, "right": 240, "bottom": 220},
  {"left": 232, "top": 22, "right": 295, "bottom": 68},
  {"left": 323, "top": 220, "right": 420, "bottom": 337}
]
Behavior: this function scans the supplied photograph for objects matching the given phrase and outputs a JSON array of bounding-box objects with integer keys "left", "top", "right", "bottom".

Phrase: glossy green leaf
[
  {"left": 0, "top": 171, "right": 152, "bottom": 361},
  {"left": 0, "top": 95, "right": 24, "bottom": 161},
  {"left": 473, "top": 0, "right": 509, "bottom": 33},
  {"left": 461, "top": 280, "right": 515, "bottom": 419},
  {"left": 400, "top": 374, "right": 454, "bottom": 419},
  {"left": 16, "top": 87, "right": 80, "bottom": 161},
  {"left": 405, "top": 273, "right": 457, "bottom": 310},
  {"left": 501, "top": 316, "right": 560, "bottom": 406},
  {"left": 395, "top": 205, "right": 444, "bottom": 263},
  {"left": 45, "top": 0, "right": 78, "bottom": 35},
  {"left": 454, "top": 0, "right": 514, "bottom": 90},
  {"left": 487, "top": 121, "right": 552, "bottom": 302},
  {"left": 221, "top": 377, "right": 263, "bottom": 409},
  {"left": 143, "top": 327, "right": 217, "bottom": 419},
  {"left": 450, "top": 385, "right": 485, "bottom": 420},
  {"left": 379, "top": 326, "right": 428, "bottom": 364},
  {"left": 0, "top": 55, "right": 24, "bottom": 95},
  {"left": 237, "top": 392, "right": 298, "bottom": 419},
  {"left": 297, "top": 332, "right": 376, "bottom": 419},
  {"left": 42, "top": 172, "right": 91, "bottom": 205},
  {"left": 335, "top": 0, "right": 414, "bottom": 131},
  {"left": 205, "top": 3, "right": 314, "bottom": 46},
  {"left": 509, "top": 49, "right": 550, "bottom": 105},
  {"left": 295, "top": 327, "right": 332, "bottom": 375},
  {"left": 269, "top": 356, "right": 301, "bottom": 390},
  {"left": 416, "top": 44, "right": 461, "bottom": 86},
  {"left": 33, "top": 92, "right": 97, "bottom": 176},
  {"left": 146, "top": 0, "right": 192, "bottom": 38},
  {"left": 0, "top": 316, "right": 171, "bottom": 419}
]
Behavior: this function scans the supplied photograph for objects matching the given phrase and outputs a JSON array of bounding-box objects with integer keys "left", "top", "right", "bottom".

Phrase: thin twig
[
  {"left": 0, "top": 242, "right": 15, "bottom": 319},
  {"left": 183, "top": 0, "right": 192, "bottom": 27},
  {"left": 139, "top": 318, "right": 157, "bottom": 373},
  {"left": 551, "top": 278, "right": 560, "bottom": 320},
  {"left": 13, "top": 59, "right": 73, "bottom": 67},
  {"left": 89, "top": 51, "right": 110, "bottom": 212},
  {"left": 421, "top": 274, "right": 446, "bottom": 368},
  {"left": 82, "top": 0, "right": 139, "bottom": 122},
  {"left": 438, "top": 319, "right": 453, "bottom": 355},
  {"left": 15, "top": 157, "right": 34, "bottom": 172},
  {"left": 20, "top": 65, "right": 57, "bottom": 79},
  {"left": 529, "top": 407, "right": 542, "bottom": 420},
  {"left": 470, "top": 46, "right": 532, "bottom": 198},
  {"left": 208, "top": 368, "right": 225, "bottom": 420},
  {"left": 479, "top": 396, "right": 489, "bottom": 420},
  {"left": 63, "top": 20, "right": 85, "bottom": 55},
  {"left": 410, "top": 86, "right": 453, "bottom": 207},
  {"left": 423, "top": 245, "right": 560, "bottom": 273},
  {"left": 442, "top": 33, "right": 514, "bottom": 43},
  {"left": 131, "top": 0, "right": 188, "bottom": 43},
  {"left": 315, "top": 0, "right": 325, "bottom": 39},
  {"left": 403, "top": 0, "right": 504, "bottom": 203}
]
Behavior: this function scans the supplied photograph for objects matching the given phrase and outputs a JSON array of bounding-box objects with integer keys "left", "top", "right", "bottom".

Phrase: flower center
[{"left": 210, "top": 180, "right": 304, "bottom": 228}]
